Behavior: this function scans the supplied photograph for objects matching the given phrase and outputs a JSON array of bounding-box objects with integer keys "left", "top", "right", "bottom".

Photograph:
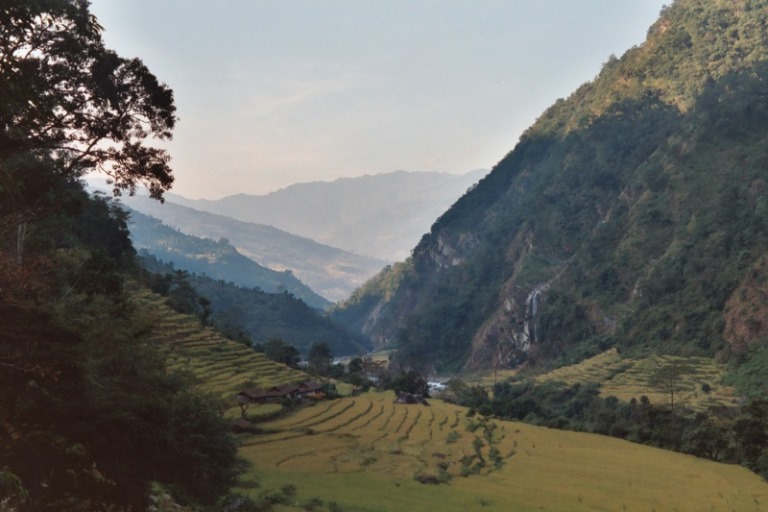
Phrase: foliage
[
  {"left": 0, "top": 0, "right": 175, "bottom": 213},
  {"left": 382, "top": 370, "right": 429, "bottom": 396},
  {"left": 0, "top": 186, "right": 241, "bottom": 510},
  {"left": 333, "top": 0, "right": 768, "bottom": 375},
  {"left": 0, "top": 1, "right": 240, "bottom": 500},
  {"left": 260, "top": 338, "right": 301, "bottom": 369},
  {"left": 307, "top": 342, "right": 333, "bottom": 377},
  {"left": 445, "top": 376, "right": 768, "bottom": 479}
]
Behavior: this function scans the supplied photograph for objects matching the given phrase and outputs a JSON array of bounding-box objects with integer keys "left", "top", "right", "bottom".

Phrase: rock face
[{"left": 333, "top": 1, "right": 768, "bottom": 373}]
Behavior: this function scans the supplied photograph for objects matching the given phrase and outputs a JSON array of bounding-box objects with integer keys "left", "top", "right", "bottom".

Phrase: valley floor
[{"left": 237, "top": 391, "right": 768, "bottom": 512}]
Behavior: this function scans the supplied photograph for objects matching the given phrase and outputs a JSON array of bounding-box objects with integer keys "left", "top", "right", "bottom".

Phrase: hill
[
  {"left": 333, "top": 0, "right": 768, "bottom": 382},
  {"left": 129, "top": 209, "right": 332, "bottom": 309},
  {"left": 123, "top": 195, "right": 388, "bottom": 302},
  {"left": 168, "top": 169, "right": 487, "bottom": 262},
  {"left": 130, "top": 286, "right": 308, "bottom": 399},
  {"left": 139, "top": 254, "right": 370, "bottom": 356}
]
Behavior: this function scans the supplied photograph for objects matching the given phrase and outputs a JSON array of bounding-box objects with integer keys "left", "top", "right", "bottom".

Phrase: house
[
  {"left": 394, "top": 391, "right": 430, "bottom": 406},
  {"left": 237, "top": 381, "right": 324, "bottom": 404}
]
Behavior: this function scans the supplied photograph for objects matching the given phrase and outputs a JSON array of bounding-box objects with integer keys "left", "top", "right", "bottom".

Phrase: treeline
[{"left": 445, "top": 379, "right": 768, "bottom": 479}]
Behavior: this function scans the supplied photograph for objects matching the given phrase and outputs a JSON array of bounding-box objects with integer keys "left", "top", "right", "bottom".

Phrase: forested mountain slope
[
  {"left": 128, "top": 209, "right": 332, "bottom": 309},
  {"left": 139, "top": 254, "right": 370, "bottom": 356},
  {"left": 123, "top": 195, "right": 387, "bottom": 302},
  {"left": 333, "top": 0, "right": 768, "bottom": 377}
]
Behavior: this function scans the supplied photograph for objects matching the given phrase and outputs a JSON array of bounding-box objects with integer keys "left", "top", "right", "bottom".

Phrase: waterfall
[{"left": 524, "top": 283, "right": 548, "bottom": 346}]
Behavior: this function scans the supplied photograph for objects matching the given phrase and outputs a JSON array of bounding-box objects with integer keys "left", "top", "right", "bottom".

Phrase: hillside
[
  {"left": 126, "top": 285, "right": 768, "bottom": 511},
  {"left": 139, "top": 254, "right": 370, "bottom": 356},
  {"left": 129, "top": 209, "right": 332, "bottom": 309},
  {"left": 122, "top": 195, "right": 388, "bottom": 302},
  {"left": 130, "top": 286, "right": 308, "bottom": 400},
  {"left": 237, "top": 391, "right": 768, "bottom": 511},
  {"left": 333, "top": 0, "right": 768, "bottom": 380},
  {"left": 169, "top": 169, "right": 487, "bottom": 261}
]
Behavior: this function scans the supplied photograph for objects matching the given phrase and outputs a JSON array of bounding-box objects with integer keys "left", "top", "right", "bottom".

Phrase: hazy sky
[{"left": 89, "top": 1, "right": 668, "bottom": 199}]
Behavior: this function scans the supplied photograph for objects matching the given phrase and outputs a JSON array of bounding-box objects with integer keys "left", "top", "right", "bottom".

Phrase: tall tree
[{"left": 0, "top": 0, "right": 176, "bottom": 261}]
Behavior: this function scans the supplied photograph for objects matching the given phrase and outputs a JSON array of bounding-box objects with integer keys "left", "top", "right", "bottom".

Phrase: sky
[{"left": 89, "top": 0, "right": 669, "bottom": 200}]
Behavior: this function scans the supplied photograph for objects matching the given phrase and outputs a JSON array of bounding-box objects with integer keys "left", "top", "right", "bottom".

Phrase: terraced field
[
  {"left": 131, "top": 287, "right": 306, "bottom": 403},
  {"left": 535, "top": 348, "right": 740, "bottom": 411},
  {"left": 128, "top": 288, "right": 767, "bottom": 510},
  {"left": 239, "top": 391, "right": 768, "bottom": 512}
]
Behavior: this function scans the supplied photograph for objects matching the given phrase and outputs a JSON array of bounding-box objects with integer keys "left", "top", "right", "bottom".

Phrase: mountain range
[
  {"left": 127, "top": 210, "right": 332, "bottom": 309},
  {"left": 165, "top": 169, "right": 487, "bottom": 261},
  {"left": 121, "top": 195, "right": 387, "bottom": 302},
  {"left": 118, "top": 169, "right": 485, "bottom": 302},
  {"left": 332, "top": 0, "right": 768, "bottom": 380}
]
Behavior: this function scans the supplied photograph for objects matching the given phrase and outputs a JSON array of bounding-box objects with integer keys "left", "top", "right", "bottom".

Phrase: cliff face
[{"left": 333, "top": 0, "right": 768, "bottom": 373}]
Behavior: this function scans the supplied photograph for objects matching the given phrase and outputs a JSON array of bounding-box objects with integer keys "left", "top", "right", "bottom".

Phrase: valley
[
  {"left": 5, "top": 0, "right": 768, "bottom": 510},
  {"left": 136, "top": 294, "right": 768, "bottom": 511}
]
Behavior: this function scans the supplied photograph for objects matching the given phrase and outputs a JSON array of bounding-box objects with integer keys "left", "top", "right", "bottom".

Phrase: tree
[
  {"left": 0, "top": 0, "right": 176, "bottom": 261},
  {"left": 648, "top": 358, "right": 695, "bottom": 416},
  {"left": 262, "top": 338, "right": 300, "bottom": 368},
  {"left": 307, "top": 341, "right": 333, "bottom": 377}
]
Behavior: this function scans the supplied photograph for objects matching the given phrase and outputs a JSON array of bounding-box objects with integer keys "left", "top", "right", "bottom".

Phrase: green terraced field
[{"left": 128, "top": 288, "right": 767, "bottom": 511}]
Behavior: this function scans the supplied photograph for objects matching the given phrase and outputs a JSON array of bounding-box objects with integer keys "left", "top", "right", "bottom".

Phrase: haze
[{"left": 89, "top": 0, "right": 668, "bottom": 199}]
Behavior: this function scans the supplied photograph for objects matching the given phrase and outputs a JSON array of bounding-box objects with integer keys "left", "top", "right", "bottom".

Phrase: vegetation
[
  {"left": 333, "top": 0, "right": 768, "bottom": 382},
  {"left": 235, "top": 391, "right": 768, "bottom": 511},
  {"left": 0, "top": 2, "right": 244, "bottom": 508},
  {"left": 129, "top": 210, "right": 332, "bottom": 309},
  {"left": 140, "top": 253, "right": 369, "bottom": 356},
  {"left": 0, "top": 185, "right": 243, "bottom": 509}
]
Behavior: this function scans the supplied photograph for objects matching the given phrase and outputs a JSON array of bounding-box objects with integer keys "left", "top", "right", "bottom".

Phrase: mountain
[
  {"left": 332, "top": 0, "right": 768, "bottom": 379},
  {"left": 166, "top": 169, "right": 487, "bottom": 261},
  {"left": 122, "top": 195, "right": 387, "bottom": 302},
  {"left": 138, "top": 254, "right": 369, "bottom": 356},
  {"left": 127, "top": 210, "right": 331, "bottom": 309}
]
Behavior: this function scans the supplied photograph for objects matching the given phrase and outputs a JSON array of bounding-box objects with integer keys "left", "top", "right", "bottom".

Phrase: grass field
[
  {"left": 131, "top": 288, "right": 307, "bottom": 407},
  {"left": 239, "top": 391, "right": 768, "bottom": 512},
  {"left": 534, "top": 348, "right": 740, "bottom": 411},
  {"left": 133, "top": 290, "right": 767, "bottom": 511}
]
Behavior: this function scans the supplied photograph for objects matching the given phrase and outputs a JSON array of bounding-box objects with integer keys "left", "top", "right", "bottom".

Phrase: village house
[{"left": 237, "top": 381, "right": 324, "bottom": 404}]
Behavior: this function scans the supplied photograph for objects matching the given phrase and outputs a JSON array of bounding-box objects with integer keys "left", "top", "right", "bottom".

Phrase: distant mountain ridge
[
  {"left": 127, "top": 210, "right": 331, "bottom": 309},
  {"left": 122, "top": 195, "right": 387, "bottom": 302},
  {"left": 166, "top": 169, "right": 487, "bottom": 261}
]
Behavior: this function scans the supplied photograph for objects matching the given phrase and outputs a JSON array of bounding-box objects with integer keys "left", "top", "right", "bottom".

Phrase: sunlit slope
[
  {"left": 131, "top": 288, "right": 306, "bottom": 400},
  {"left": 239, "top": 391, "right": 768, "bottom": 512},
  {"left": 534, "top": 348, "right": 740, "bottom": 411}
]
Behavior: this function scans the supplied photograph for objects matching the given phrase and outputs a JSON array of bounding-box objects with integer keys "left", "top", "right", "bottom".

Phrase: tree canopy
[{"left": 0, "top": 0, "right": 176, "bottom": 218}]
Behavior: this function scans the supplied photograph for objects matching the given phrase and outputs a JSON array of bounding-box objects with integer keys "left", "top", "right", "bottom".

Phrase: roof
[{"left": 238, "top": 381, "right": 324, "bottom": 401}]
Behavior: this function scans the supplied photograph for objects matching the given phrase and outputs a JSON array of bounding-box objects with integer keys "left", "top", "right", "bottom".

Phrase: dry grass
[
  {"left": 130, "top": 288, "right": 307, "bottom": 405},
  {"left": 238, "top": 391, "right": 768, "bottom": 511},
  {"left": 132, "top": 289, "right": 766, "bottom": 510},
  {"left": 534, "top": 348, "right": 740, "bottom": 410}
]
